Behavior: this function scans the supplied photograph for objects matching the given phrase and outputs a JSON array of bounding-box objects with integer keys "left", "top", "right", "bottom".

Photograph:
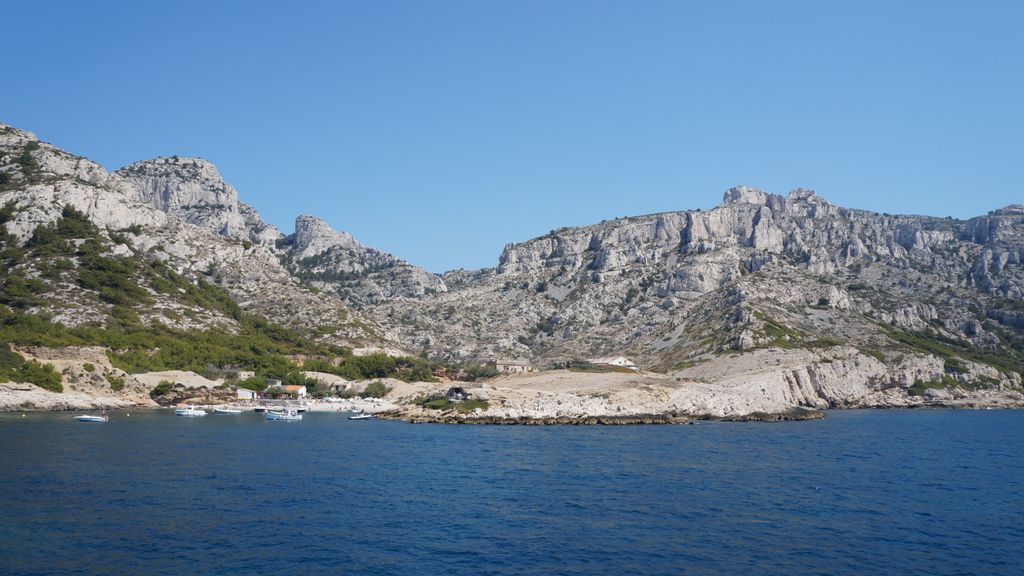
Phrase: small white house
[
  {"left": 588, "top": 356, "right": 640, "bottom": 371},
  {"left": 236, "top": 388, "right": 257, "bottom": 401},
  {"left": 496, "top": 358, "right": 535, "bottom": 374}
]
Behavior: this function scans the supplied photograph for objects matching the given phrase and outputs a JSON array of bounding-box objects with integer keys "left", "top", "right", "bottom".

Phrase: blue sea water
[{"left": 1, "top": 409, "right": 1022, "bottom": 575}]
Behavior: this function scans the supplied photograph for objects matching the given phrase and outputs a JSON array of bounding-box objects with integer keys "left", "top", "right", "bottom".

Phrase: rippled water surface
[{"left": 1, "top": 409, "right": 1022, "bottom": 575}]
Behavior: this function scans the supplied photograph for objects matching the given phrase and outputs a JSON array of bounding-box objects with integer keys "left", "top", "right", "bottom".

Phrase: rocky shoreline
[
  {"left": 380, "top": 407, "right": 826, "bottom": 425},
  {"left": 4, "top": 364, "right": 1023, "bottom": 423},
  {"left": 2, "top": 387, "right": 1020, "bottom": 425}
]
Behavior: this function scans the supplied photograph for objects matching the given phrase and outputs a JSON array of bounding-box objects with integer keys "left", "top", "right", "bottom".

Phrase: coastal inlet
[{"left": 1, "top": 409, "right": 1022, "bottom": 575}]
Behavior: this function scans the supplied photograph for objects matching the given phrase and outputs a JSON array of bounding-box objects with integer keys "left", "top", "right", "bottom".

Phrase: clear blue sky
[{"left": 3, "top": 1, "right": 1022, "bottom": 272}]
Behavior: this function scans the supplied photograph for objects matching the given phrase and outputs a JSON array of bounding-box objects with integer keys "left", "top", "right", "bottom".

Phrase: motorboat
[
  {"left": 266, "top": 409, "right": 302, "bottom": 421},
  {"left": 349, "top": 413, "right": 375, "bottom": 420},
  {"left": 74, "top": 414, "right": 109, "bottom": 423},
  {"left": 212, "top": 407, "right": 243, "bottom": 415},
  {"left": 175, "top": 405, "right": 207, "bottom": 417}
]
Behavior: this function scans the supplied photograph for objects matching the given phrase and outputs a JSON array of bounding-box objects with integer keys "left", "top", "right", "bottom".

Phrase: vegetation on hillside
[
  {"left": 0, "top": 342, "right": 62, "bottom": 392},
  {"left": 884, "top": 326, "right": 1024, "bottom": 376},
  {"left": 0, "top": 203, "right": 446, "bottom": 389}
]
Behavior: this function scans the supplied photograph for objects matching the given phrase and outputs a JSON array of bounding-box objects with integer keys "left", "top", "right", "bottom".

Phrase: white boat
[
  {"left": 266, "top": 409, "right": 302, "bottom": 421},
  {"left": 213, "top": 407, "right": 243, "bottom": 415},
  {"left": 349, "top": 413, "right": 375, "bottom": 420},
  {"left": 74, "top": 414, "right": 109, "bottom": 423},
  {"left": 175, "top": 405, "right": 207, "bottom": 417}
]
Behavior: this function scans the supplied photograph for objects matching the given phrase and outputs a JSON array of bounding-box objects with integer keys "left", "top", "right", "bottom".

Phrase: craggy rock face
[
  {"left": 279, "top": 214, "right": 447, "bottom": 304},
  {"left": 118, "top": 154, "right": 447, "bottom": 305},
  {"left": 2, "top": 121, "right": 1023, "bottom": 415},
  {"left": 376, "top": 183, "right": 1024, "bottom": 386},
  {"left": 0, "top": 124, "right": 374, "bottom": 343},
  {"left": 149, "top": 383, "right": 236, "bottom": 407}
]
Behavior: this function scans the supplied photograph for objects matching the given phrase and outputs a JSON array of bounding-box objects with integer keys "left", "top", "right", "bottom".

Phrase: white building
[
  {"left": 236, "top": 388, "right": 257, "bottom": 401},
  {"left": 588, "top": 356, "right": 639, "bottom": 371},
  {"left": 496, "top": 358, "right": 535, "bottom": 374}
]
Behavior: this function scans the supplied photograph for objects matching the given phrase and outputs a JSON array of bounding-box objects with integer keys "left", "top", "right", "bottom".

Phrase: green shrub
[
  {"left": 108, "top": 230, "right": 131, "bottom": 245},
  {"left": 361, "top": 380, "right": 391, "bottom": 398},
  {"left": 885, "top": 327, "right": 1024, "bottom": 376},
  {"left": 424, "top": 398, "right": 453, "bottom": 410},
  {"left": 908, "top": 375, "right": 957, "bottom": 396},
  {"left": 462, "top": 363, "right": 499, "bottom": 381},
  {"left": 238, "top": 376, "right": 266, "bottom": 391},
  {"left": 944, "top": 357, "right": 967, "bottom": 374},
  {"left": 0, "top": 344, "right": 62, "bottom": 391},
  {"left": 104, "top": 372, "right": 126, "bottom": 391},
  {"left": 568, "top": 358, "right": 595, "bottom": 371},
  {"left": 806, "top": 337, "right": 843, "bottom": 348},
  {"left": 861, "top": 349, "right": 886, "bottom": 363},
  {"left": 0, "top": 202, "right": 16, "bottom": 225},
  {"left": 82, "top": 362, "right": 95, "bottom": 372},
  {"left": 353, "top": 354, "right": 397, "bottom": 378},
  {"left": 0, "top": 274, "right": 45, "bottom": 309},
  {"left": 0, "top": 342, "right": 25, "bottom": 372},
  {"left": 151, "top": 380, "right": 174, "bottom": 397},
  {"left": 17, "top": 142, "right": 40, "bottom": 176},
  {"left": 18, "top": 360, "right": 63, "bottom": 392},
  {"left": 455, "top": 399, "right": 489, "bottom": 413},
  {"left": 302, "top": 353, "right": 439, "bottom": 382}
]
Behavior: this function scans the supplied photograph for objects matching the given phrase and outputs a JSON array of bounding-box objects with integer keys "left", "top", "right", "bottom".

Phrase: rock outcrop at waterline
[
  {"left": 374, "top": 371, "right": 1024, "bottom": 425},
  {"left": 388, "top": 409, "right": 825, "bottom": 425}
]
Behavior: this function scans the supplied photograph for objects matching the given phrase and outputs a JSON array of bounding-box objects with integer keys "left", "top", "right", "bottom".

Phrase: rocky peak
[
  {"left": 1, "top": 124, "right": 114, "bottom": 189},
  {"left": 282, "top": 215, "right": 448, "bottom": 303},
  {"left": 118, "top": 156, "right": 235, "bottom": 211},
  {"left": 992, "top": 205, "right": 1024, "bottom": 216},
  {"left": 290, "top": 214, "right": 359, "bottom": 260},
  {"left": 722, "top": 186, "right": 769, "bottom": 206},
  {"left": 786, "top": 188, "right": 822, "bottom": 203},
  {"left": 0, "top": 123, "right": 38, "bottom": 143},
  {"left": 0, "top": 124, "right": 167, "bottom": 240},
  {"left": 115, "top": 157, "right": 280, "bottom": 246}
]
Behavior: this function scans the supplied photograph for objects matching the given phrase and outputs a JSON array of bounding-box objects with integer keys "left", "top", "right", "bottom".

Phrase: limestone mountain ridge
[{"left": 2, "top": 121, "right": 1023, "bottom": 413}]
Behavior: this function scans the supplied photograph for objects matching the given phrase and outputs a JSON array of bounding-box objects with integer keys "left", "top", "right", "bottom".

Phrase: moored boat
[
  {"left": 348, "top": 413, "right": 375, "bottom": 420},
  {"left": 175, "top": 405, "right": 207, "bottom": 417},
  {"left": 74, "top": 414, "right": 109, "bottom": 423},
  {"left": 266, "top": 409, "right": 302, "bottom": 421},
  {"left": 213, "top": 407, "right": 243, "bottom": 415}
]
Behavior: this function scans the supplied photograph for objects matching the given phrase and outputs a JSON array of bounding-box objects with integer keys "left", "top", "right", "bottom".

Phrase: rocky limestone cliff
[
  {"left": 0, "top": 126, "right": 167, "bottom": 242},
  {"left": 0, "top": 123, "right": 378, "bottom": 345},
  {"left": 278, "top": 214, "right": 447, "bottom": 304},
  {"left": 3, "top": 121, "right": 1023, "bottom": 415},
  {"left": 374, "top": 185, "right": 1024, "bottom": 407},
  {"left": 114, "top": 155, "right": 446, "bottom": 307},
  {"left": 116, "top": 157, "right": 282, "bottom": 247}
]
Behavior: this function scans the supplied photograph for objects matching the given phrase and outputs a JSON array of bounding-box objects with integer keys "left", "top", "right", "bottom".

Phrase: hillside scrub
[
  {"left": 360, "top": 380, "right": 391, "bottom": 398},
  {"left": 0, "top": 343, "right": 62, "bottom": 392}
]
